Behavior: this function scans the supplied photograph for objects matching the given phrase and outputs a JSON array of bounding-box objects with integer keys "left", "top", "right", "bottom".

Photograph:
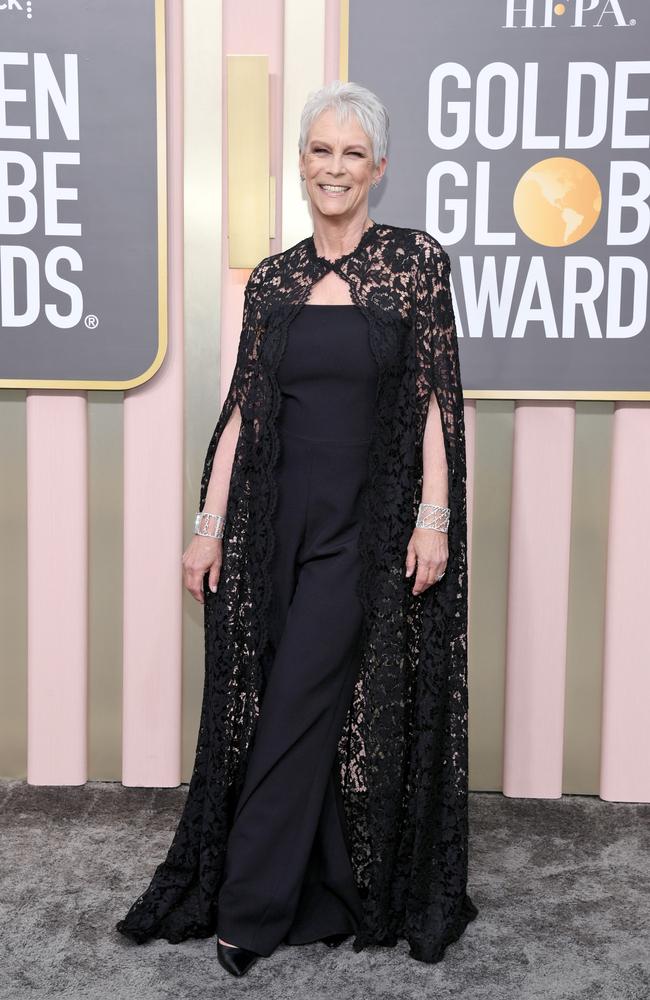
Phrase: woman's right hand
[{"left": 182, "top": 534, "right": 223, "bottom": 604}]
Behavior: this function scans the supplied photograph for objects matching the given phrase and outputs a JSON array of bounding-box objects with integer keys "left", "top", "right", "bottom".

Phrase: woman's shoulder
[
  {"left": 245, "top": 238, "right": 309, "bottom": 289},
  {"left": 379, "top": 223, "right": 449, "bottom": 265}
]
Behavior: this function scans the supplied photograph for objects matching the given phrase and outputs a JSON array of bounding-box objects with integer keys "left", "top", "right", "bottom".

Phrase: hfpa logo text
[{"left": 504, "top": 0, "right": 635, "bottom": 28}]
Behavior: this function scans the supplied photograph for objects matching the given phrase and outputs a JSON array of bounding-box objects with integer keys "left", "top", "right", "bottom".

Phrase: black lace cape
[{"left": 115, "top": 221, "right": 478, "bottom": 963}]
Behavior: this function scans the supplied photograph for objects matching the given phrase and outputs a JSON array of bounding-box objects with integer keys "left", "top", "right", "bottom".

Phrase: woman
[{"left": 115, "top": 80, "right": 478, "bottom": 976}]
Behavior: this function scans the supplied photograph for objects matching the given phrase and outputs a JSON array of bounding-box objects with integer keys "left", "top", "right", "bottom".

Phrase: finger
[
  {"left": 184, "top": 571, "right": 205, "bottom": 604},
  {"left": 417, "top": 561, "right": 441, "bottom": 594},
  {"left": 198, "top": 574, "right": 211, "bottom": 603},
  {"left": 208, "top": 563, "right": 221, "bottom": 593},
  {"left": 405, "top": 547, "right": 417, "bottom": 578},
  {"left": 412, "top": 563, "right": 431, "bottom": 595}
]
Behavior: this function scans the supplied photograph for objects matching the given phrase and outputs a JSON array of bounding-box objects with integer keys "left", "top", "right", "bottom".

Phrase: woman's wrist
[{"left": 194, "top": 511, "right": 226, "bottom": 539}]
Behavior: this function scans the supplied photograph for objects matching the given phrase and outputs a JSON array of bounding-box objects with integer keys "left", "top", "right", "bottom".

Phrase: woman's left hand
[{"left": 405, "top": 527, "right": 448, "bottom": 595}]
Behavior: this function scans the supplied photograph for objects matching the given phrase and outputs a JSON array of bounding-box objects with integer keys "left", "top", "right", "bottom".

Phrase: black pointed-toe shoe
[
  {"left": 321, "top": 932, "right": 352, "bottom": 949},
  {"left": 216, "top": 938, "right": 261, "bottom": 977}
]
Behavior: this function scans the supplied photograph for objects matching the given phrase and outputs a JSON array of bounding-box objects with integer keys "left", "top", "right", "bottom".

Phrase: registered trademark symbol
[
  {"left": 629, "top": 18, "right": 636, "bottom": 25},
  {"left": 85, "top": 314, "right": 99, "bottom": 330}
]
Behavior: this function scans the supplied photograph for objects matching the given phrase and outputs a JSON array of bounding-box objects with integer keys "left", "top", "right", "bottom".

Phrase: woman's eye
[{"left": 312, "top": 148, "right": 363, "bottom": 155}]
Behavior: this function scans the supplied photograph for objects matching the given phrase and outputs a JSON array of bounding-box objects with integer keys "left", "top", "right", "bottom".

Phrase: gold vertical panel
[
  {"left": 182, "top": 0, "right": 223, "bottom": 780},
  {"left": 467, "top": 401, "right": 515, "bottom": 791},
  {"left": 227, "top": 55, "right": 270, "bottom": 267},
  {"left": 562, "top": 402, "right": 613, "bottom": 793},
  {"left": 88, "top": 392, "right": 124, "bottom": 780},
  {"left": 0, "top": 391, "right": 28, "bottom": 778}
]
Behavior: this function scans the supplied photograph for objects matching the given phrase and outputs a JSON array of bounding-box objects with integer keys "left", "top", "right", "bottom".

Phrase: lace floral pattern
[{"left": 115, "top": 222, "right": 479, "bottom": 963}]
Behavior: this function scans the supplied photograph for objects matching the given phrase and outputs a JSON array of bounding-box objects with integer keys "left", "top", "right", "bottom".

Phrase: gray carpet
[{"left": 1, "top": 779, "right": 648, "bottom": 1000}]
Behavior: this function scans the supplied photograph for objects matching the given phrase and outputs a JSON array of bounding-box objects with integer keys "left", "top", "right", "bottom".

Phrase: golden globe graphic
[{"left": 513, "top": 157, "right": 603, "bottom": 248}]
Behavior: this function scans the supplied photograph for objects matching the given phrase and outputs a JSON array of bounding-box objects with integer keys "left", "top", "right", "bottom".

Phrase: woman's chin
[{"left": 314, "top": 199, "right": 358, "bottom": 218}]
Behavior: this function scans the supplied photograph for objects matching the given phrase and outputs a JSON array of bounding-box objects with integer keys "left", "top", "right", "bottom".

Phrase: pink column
[
  {"left": 220, "top": 0, "right": 284, "bottom": 399},
  {"left": 121, "top": 0, "right": 184, "bottom": 786},
  {"left": 600, "top": 404, "right": 650, "bottom": 802},
  {"left": 27, "top": 392, "right": 88, "bottom": 785},
  {"left": 503, "top": 402, "right": 575, "bottom": 798},
  {"left": 324, "top": 0, "right": 340, "bottom": 77}
]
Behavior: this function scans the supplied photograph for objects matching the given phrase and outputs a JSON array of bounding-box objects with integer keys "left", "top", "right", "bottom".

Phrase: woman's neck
[{"left": 311, "top": 212, "right": 373, "bottom": 262}]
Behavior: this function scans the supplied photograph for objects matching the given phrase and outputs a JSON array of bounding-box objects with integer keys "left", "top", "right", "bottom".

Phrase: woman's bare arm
[
  {"left": 182, "top": 403, "right": 242, "bottom": 605},
  {"left": 405, "top": 392, "right": 449, "bottom": 595},
  {"left": 203, "top": 403, "right": 242, "bottom": 516},
  {"left": 421, "top": 392, "right": 448, "bottom": 508}
]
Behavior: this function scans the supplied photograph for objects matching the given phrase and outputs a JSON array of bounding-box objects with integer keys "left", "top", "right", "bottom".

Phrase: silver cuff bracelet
[
  {"left": 416, "top": 502, "right": 450, "bottom": 533},
  {"left": 194, "top": 511, "right": 225, "bottom": 539}
]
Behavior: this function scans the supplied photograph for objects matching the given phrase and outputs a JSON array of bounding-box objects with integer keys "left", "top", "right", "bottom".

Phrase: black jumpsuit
[{"left": 216, "top": 304, "right": 379, "bottom": 956}]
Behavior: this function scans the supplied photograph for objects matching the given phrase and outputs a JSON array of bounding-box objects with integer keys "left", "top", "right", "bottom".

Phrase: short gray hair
[{"left": 298, "top": 80, "right": 389, "bottom": 167}]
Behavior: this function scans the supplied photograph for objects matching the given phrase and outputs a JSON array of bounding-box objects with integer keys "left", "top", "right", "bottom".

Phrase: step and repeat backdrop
[
  {"left": 350, "top": 0, "right": 649, "bottom": 398},
  {"left": 1, "top": 0, "right": 648, "bottom": 798}
]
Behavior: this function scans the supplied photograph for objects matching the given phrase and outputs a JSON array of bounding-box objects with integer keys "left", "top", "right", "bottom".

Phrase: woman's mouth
[{"left": 318, "top": 184, "right": 350, "bottom": 196}]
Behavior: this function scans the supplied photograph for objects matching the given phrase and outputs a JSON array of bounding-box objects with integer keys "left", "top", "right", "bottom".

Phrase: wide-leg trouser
[{"left": 216, "top": 427, "right": 368, "bottom": 956}]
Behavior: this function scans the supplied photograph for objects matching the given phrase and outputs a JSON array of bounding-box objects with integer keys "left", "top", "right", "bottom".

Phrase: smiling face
[{"left": 299, "top": 107, "right": 386, "bottom": 223}]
